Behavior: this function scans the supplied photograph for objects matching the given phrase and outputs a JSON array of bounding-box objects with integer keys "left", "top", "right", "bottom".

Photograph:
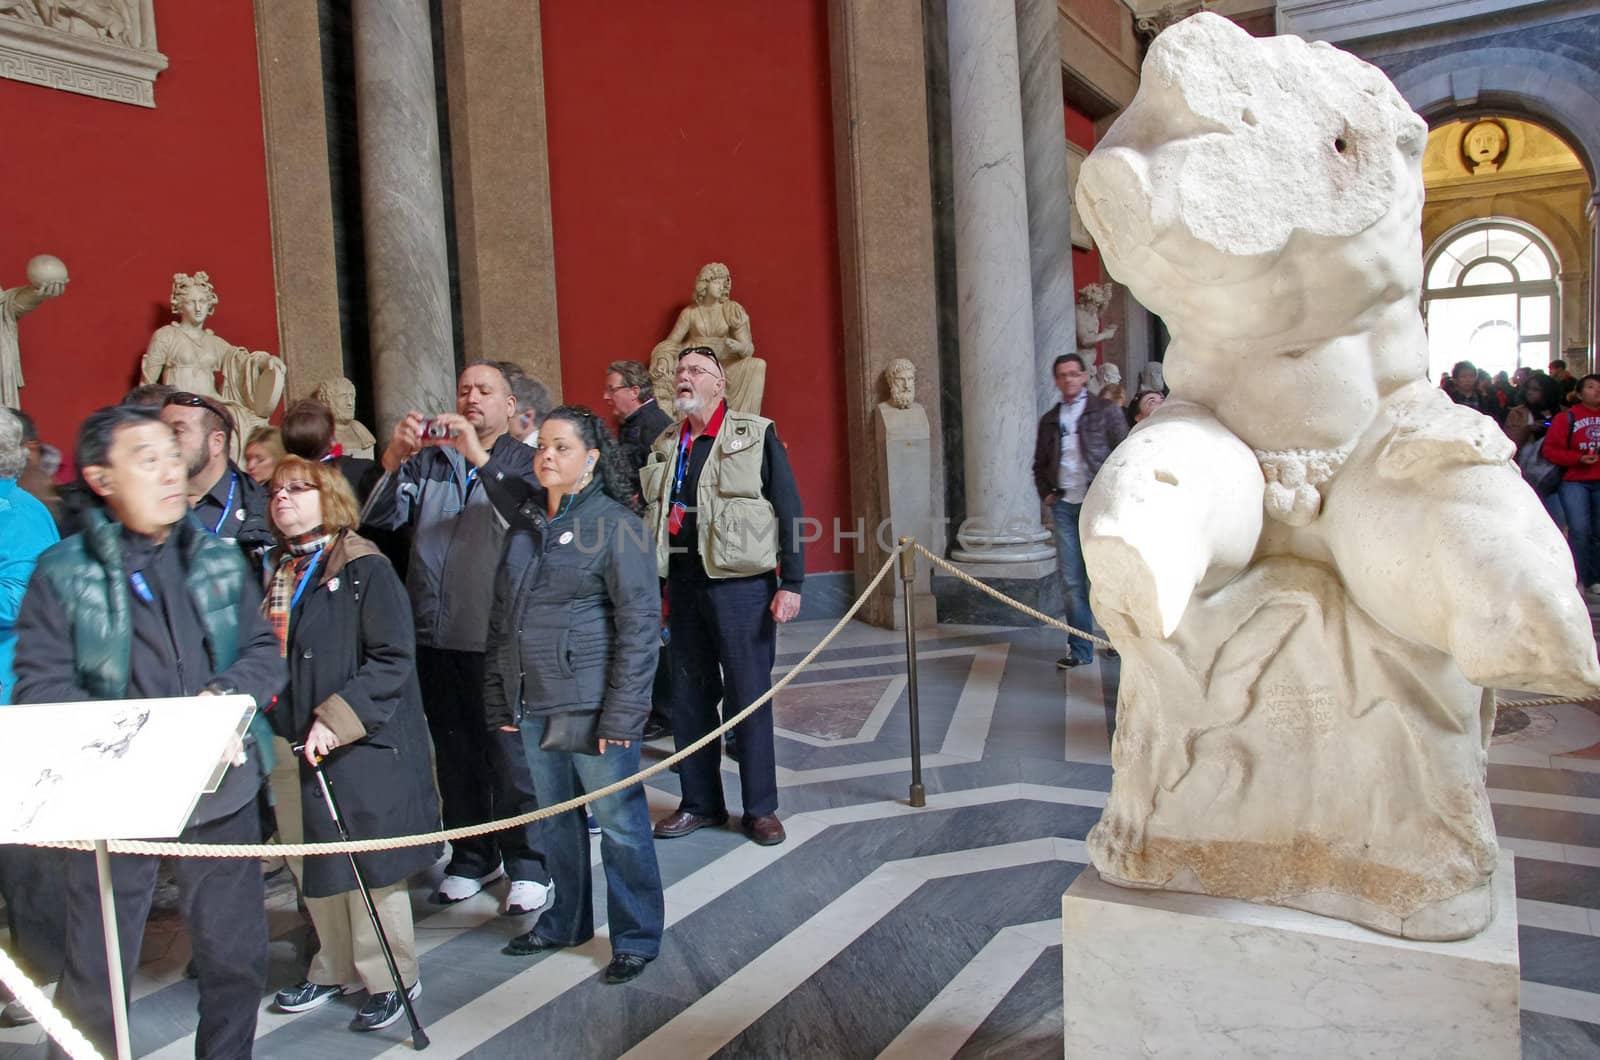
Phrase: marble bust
[
  {"left": 0, "top": 254, "right": 68, "bottom": 409},
  {"left": 1074, "top": 13, "right": 1600, "bottom": 940},
  {"left": 315, "top": 376, "right": 376, "bottom": 459},
  {"left": 884, "top": 358, "right": 917, "bottom": 410},
  {"left": 142, "top": 272, "right": 285, "bottom": 464},
  {"left": 1463, "top": 119, "right": 1508, "bottom": 175},
  {"left": 649, "top": 262, "right": 765, "bottom": 413},
  {"left": 1074, "top": 282, "right": 1117, "bottom": 349}
]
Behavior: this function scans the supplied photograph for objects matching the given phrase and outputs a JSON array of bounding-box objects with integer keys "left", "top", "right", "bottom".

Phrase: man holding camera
[{"left": 363, "top": 361, "right": 550, "bottom": 915}]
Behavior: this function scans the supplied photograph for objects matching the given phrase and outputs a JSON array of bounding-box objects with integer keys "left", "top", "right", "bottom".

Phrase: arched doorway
[{"left": 1423, "top": 218, "right": 1560, "bottom": 381}]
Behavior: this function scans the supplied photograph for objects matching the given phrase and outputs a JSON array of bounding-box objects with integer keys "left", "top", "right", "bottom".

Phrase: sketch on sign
[{"left": 0, "top": 695, "right": 256, "bottom": 842}]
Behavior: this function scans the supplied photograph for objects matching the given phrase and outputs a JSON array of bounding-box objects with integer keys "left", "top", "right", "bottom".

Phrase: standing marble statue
[
  {"left": 0, "top": 255, "right": 69, "bottom": 409},
  {"left": 1074, "top": 282, "right": 1117, "bottom": 350},
  {"left": 314, "top": 376, "right": 376, "bottom": 459},
  {"left": 1074, "top": 13, "right": 1600, "bottom": 941},
  {"left": 649, "top": 262, "right": 765, "bottom": 414},
  {"left": 142, "top": 272, "right": 285, "bottom": 463}
]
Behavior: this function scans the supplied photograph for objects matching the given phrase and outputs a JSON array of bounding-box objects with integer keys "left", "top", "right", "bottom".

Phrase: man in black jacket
[
  {"left": 12, "top": 404, "right": 284, "bottom": 1060},
  {"left": 161, "top": 392, "right": 274, "bottom": 569},
  {"left": 605, "top": 360, "right": 673, "bottom": 483},
  {"left": 1031, "top": 353, "right": 1128, "bottom": 669}
]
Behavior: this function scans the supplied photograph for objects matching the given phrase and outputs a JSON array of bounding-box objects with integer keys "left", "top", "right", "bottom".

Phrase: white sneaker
[
  {"left": 502, "top": 879, "right": 553, "bottom": 917},
  {"left": 432, "top": 865, "right": 505, "bottom": 904}
]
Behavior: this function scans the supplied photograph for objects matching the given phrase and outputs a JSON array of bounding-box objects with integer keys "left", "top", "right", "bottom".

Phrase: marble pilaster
[
  {"left": 439, "top": 0, "right": 562, "bottom": 396},
  {"left": 1015, "top": 0, "right": 1077, "bottom": 415},
  {"left": 946, "top": 1, "right": 1051, "bottom": 564},
  {"left": 1590, "top": 190, "right": 1599, "bottom": 372},
  {"left": 253, "top": 0, "right": 343, "bottom": 401},
  {"left": 352, "top": 0, "right": 458, "bottom": 432},
  {"left": 827, "top": 0, "right": 946, "bottom": 626}
]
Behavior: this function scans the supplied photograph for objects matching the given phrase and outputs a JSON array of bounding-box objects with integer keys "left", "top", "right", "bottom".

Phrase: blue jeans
[
  {"left": 519, "top": 727, "right": 664, "bottom": 959},
  {"left": 1559, "top": 479, "right": 1600, "bottom": 584},
  {"left": 1050, "top": 499, "right": 1096, "bottom": 663}
]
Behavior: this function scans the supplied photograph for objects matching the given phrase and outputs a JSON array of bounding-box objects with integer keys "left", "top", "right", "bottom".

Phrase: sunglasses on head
[{"left": 166, "top": 392, "right": 235, "bottom": 432}]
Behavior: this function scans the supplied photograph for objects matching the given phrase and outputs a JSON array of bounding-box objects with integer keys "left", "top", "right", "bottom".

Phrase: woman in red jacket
[{"left": 1542, "top": 374, "right": 1600, "bottom": 592}]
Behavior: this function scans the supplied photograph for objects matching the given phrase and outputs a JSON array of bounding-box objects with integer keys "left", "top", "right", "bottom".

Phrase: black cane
[{"left": 294, "top": 744, "right": 430, "bottom": 1050}]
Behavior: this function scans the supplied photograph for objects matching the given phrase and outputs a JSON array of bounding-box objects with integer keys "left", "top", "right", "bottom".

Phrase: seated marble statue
[
  {"left": 649, "top": 262, "right": 764, "bottom": 414},
  {"left": 142, "top": 272, "right": 285, "bottom": 464},
  {"left": 1073, "top": 13, "right": 1600, "bottom": 941}
]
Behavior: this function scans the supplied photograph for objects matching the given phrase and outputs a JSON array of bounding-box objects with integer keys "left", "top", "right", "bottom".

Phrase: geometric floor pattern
[{"left": 3, "top": 618, "right": 1599, "bottom": 1058}]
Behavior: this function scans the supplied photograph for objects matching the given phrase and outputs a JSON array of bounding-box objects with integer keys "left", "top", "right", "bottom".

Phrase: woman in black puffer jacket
[{"left": 475, "top": 405, "right": 664, "bottom": 986}]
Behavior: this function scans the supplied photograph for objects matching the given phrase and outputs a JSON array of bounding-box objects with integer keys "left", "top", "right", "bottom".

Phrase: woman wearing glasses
[
  {"left": 262, "top": 456, "right": 441, "bottom": 1032},
  {"left": 451, "top": 404, "right": 664, "bottom": 985}
]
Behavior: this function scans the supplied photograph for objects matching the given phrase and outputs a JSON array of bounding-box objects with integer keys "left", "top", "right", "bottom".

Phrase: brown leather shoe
[
  {"left": 740, "top": 814, "right": 786, "bottom": 846},
  {"left": 652, "top": 809, "right": 729, "bottom": 839}
]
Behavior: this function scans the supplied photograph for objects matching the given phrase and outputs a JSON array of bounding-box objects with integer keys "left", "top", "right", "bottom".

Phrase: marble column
[
  {"left": 1015, "top": 0, "right": 1077, "bottom": 415},
  {"left": 947, "top": 0, "right": 1052, "bottom": 563},
  {"left": 1589, "top": 190, "right": 1599, "bottom": 373},
  {"left": 352, "top": 0, "right": 458, "bottom": 432}
]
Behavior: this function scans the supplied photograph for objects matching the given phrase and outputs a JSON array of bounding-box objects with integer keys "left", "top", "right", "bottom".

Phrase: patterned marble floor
[{"left": 3, "top": 617, "right": 1599, "bottom": 1059}]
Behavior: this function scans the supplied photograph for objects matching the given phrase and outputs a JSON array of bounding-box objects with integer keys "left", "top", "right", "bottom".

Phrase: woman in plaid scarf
[{"left": 261, "top": 456, "right": 441, "bottom": 1033}]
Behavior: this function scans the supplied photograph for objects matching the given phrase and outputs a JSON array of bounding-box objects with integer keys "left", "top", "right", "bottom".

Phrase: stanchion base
[{"left": 908, "top": 784, "right": 926, "bottom": 808}]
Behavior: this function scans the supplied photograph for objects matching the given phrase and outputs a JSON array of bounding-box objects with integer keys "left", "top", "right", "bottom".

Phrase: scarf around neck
[{"left": 268, "top": 527, "right": 333, "bottom": 656}]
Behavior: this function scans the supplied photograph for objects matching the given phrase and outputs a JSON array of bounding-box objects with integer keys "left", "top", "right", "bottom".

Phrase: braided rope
[
  {"left": 0, "top": 949, "right": 101, "bottom": 1060},
  {"left": 28, "top": 551, "right": 901, "bottom": 859},
  {"left": 915, "top": 543, "right": 1115, "bottom": 650}
]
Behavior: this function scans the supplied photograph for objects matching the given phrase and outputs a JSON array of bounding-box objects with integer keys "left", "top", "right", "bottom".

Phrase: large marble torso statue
[
  {"left": 650, "top": 262, "right": 765, "bottom": 414},
  {"left": 1074, "top": 14, "right": 1600, "bottom": 941},
  {"left": 142, "top": 272, "right": 284, "bottom": 463}
]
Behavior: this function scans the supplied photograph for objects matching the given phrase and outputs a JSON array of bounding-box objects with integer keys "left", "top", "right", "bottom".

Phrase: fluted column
[
  {"left": 353, "top": 0, "right": 457, "bottom": 431},
  {"left": 1015, "top": 0, "right": 1077, "bottom": 414},
  {"left": 948, "top": 1, "right": 1052, "bottom": 563}
]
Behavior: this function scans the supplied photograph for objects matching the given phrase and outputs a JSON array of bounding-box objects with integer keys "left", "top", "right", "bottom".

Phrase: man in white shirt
[{"left": 1031, "top": 354, "right": 1129, "bottom": 668}]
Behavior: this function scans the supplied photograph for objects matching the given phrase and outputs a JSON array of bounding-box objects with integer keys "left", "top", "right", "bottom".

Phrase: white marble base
[{"left": 1062, "top": 854, "right": 1521, "bottom": 1059}]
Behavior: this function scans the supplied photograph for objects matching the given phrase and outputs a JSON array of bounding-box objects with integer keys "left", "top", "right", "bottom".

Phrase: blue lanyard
[
  {"left": 289, "top": 552, "right": 323, "bottom": 612},
  {"left": 208, "top": 472, "right": 238, "bottom": 535},
  {"left": 672, "top": 429, "right": 695, "bottom": 498},
  {"left": 465, "top": 466, "right": 479, "bottom": 495}
]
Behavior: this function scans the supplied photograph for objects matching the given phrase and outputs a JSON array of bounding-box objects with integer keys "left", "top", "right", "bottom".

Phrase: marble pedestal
[
  {"left": 1061, "top": 856, "right": 1521, "bottom": 1059},
  {"left": 931, "top": 557, "right": 1060, "bottom": 627},
  {"left": 875, "top": 402, "right": 937, "bottom": 630}
]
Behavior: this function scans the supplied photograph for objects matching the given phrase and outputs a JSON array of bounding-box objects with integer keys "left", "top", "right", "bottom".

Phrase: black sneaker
[
  {"left": 350, "top": 982, "right": 420, "bottom": 1032},
  {"left": 1056, "top": 656, "right": 1090, "bottom": 670},
  {"left": 273, "top": 980, "right": 350, "bottom": 1013}
]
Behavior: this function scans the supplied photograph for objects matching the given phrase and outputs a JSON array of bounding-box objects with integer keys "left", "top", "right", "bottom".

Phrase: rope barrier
[
  {"left": 913, "top": 543, "right": 1115, "bottom": 650},
  {"left": 0, "top": 950, "right": 101, "bottom": 1060},
  {"left": 28, "top": 550, "right": 902, "bottom": 859}
]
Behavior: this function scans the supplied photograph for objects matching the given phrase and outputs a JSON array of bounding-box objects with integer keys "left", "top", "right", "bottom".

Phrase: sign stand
[{"left": 0, "top": 694, "right": 258, "bottom": 1060}]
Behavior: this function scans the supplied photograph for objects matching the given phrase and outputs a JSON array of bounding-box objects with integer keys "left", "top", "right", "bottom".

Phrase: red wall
[
  {"left": 1065, "top": 103, "right": 1102, "bottom": 291},
  {"left": 542, "top": 0, "right": 850, "bottom": 574},
  {"left": 0, "top": 0, "right": 277, "bottom": 469}
]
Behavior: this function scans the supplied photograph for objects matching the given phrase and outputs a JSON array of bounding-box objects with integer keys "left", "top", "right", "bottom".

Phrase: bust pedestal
[
  {"left": 874, "top": 402, "right": 937, "bottom": 630},
  {"left": 1061, "top": 856, "right": 1521, "bottom": 1059}
]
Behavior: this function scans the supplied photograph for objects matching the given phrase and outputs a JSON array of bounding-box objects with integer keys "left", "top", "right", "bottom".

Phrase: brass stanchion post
[{"left": 899, "top": 538, "right": 926, "bottom": 808}]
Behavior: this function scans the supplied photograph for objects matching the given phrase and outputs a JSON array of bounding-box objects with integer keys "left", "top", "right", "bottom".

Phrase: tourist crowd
[{"left": 0, "top": 348, "right": 803, "bottom": 1057}]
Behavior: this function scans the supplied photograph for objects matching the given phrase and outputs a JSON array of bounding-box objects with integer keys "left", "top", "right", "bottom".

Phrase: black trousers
[
  {"left": 0, "top": 843, "right": 67, "bottom": 985},
  {"left": 668, "top": 572, "right": 779, "bottom": 819},
  {"left": 416, "top": 647, "right": 547, "bottom": 882},
  {"left": 53, "top": 801, "right": 266, "bottom": 1060}
]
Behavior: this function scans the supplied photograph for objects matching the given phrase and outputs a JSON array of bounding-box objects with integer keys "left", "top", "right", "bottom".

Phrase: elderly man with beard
[
  {"left": 363, "top": 361, "right": 551, "bottom": 914},
  {"left": 642, "top": 346, "right": 804, "bottom": 846}
]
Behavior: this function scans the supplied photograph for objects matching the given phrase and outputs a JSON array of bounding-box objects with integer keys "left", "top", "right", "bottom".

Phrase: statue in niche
[
  {"left": 649, "top": 262, "right": 764, "bottom": 414},
  {"left": 142, "top": 272, "right": 285, "bottom": 464},
  {"left": 1074, "top": 13, "right": 1600, "bottom": 940},
  {"left": 1087, "top": 362, "right": 1121, "bottom": 397},
  {"left": 315, "top": 376, "right": 376, "bottom": 459},
  {"left": 1463, "top": 119, "right": 1508, "bottom": 175},
  {"left": 1075, "top": 282, "right": 1118, "bottom": 350},
  {"left": 1, "top": 254, "right": 68, "bottom": 409}
]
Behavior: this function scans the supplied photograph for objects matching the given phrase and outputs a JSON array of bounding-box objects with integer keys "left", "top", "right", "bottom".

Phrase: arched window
[{"left": 1423, "top": 219, "right": 1560, "bottom": 381}]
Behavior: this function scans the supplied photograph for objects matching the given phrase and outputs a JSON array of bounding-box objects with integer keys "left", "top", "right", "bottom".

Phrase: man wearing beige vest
[{"left": 643, "top": 346, "right": 804, "bottom": 846}]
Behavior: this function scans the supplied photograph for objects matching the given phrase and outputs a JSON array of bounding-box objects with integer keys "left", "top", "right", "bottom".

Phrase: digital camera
[{"left": 421, "top": 419, "right": 453, "bottom": 441}]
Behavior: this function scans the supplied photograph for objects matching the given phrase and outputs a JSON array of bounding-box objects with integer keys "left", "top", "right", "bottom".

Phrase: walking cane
[{"left": 293, "top": 743, "right": 430, "bottom": 1051}]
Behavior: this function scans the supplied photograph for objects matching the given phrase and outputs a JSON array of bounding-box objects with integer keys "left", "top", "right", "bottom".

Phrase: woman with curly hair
[{"left": 447, "top": 404, "right": 664, "bottom": 984}]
